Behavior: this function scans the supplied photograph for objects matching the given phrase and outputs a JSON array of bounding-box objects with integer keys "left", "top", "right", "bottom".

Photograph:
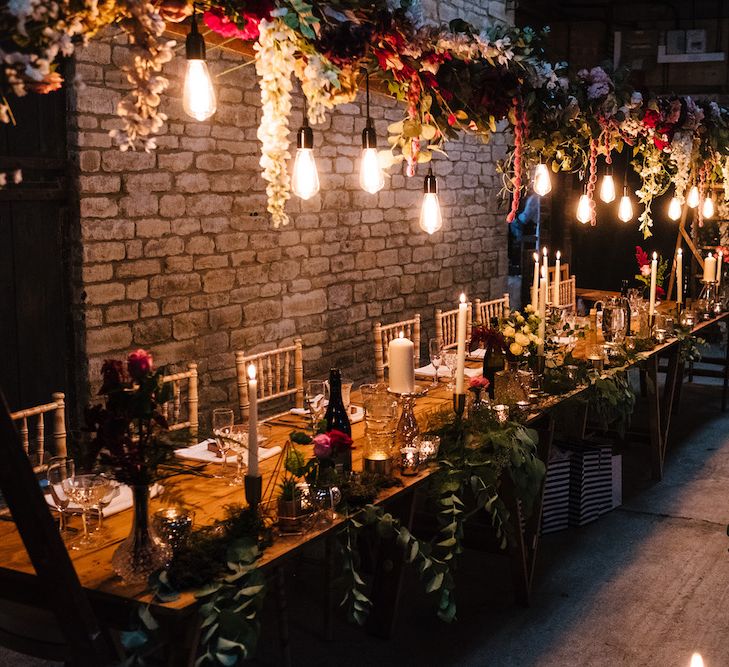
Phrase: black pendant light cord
[
  {"left": 362, "top": 70, "right": 376, "bottom": 148},
  {"left": 297, "top": 88, "right": 313, "bottom": 149}
]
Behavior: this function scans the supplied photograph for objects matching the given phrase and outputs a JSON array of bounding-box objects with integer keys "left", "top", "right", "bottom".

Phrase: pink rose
[
  {"left": 312, "top": 433, "right": 332, "bottom": 459},
  {"left": 469, "top": 375, "right": 491, "bottom": 390},
  {"left": 640, "top": 264, "right": 651, "bottom": 277},
  {"left": 127, "top": 349, "right": 154, "bottom": 381}
]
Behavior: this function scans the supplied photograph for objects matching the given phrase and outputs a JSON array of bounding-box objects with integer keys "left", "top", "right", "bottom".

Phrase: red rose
[
  {"left": 327, "top": 429, "right": 353, "bottom": 455},
  {"left": 127, "top": 349, "right": 154, "bottom": 381},
  {"left": 656, "top": 285, "right": 665, "bottom": 299},
  {"left": 643, "top": 109, "right": 660, "bottom": 129},
  {"left": 100, "top": 359, "right": 127, "bottom": 394}
]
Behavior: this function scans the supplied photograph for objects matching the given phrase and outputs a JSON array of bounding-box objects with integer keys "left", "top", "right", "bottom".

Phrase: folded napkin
[
  {"left": 46, "top": 483, "right": 163, "bottom": 518},
  {"left": 467, "top": 348, "right": 486, "bottom": 360},
  {"left": 290, "top": 404, "right": 365, "bottom": 424},
  {"left": 415, "top": 364, "right": 482, "bottom": 379},
  {"left": 175, "top": 439, "right": 281, "bottom": 465}
]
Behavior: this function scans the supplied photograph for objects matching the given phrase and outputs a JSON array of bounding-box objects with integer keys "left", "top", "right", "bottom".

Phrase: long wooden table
[{"left": 0, "top": 308, "right": 727, "bottom": 663}]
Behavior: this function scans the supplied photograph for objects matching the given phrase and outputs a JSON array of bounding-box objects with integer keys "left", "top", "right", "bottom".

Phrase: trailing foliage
[{"left": 584, "top": 371, "right": 636, "bottom": 437}]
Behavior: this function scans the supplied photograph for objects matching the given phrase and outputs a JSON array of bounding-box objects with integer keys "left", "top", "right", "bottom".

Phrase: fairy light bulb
[
  {"left": 291, "top": 121, "right": 320, "bottom": 200},
  {"left": 533, "top": 163, "right": 552, "bottom": 196},
  {"left": 182, "top": 14, "right": 216, "bottom": 121},
  {"left": 618, "top": 187, "right": 633, "bottom": 222},
  {"left": 359, "top": 72, "right": 385, "bottom": 194},
  {"left": 576, "top": 193, "right": 591, "bottom": 224},
  {"left": 702, "top": 196, "right": 714, "bottom": 219},
  {"left": 687, "top": 185, "right": 700, "bottom": 208},
  {"left": 668, "top": 196, "right": 682, "bottom": 221},
  {"left": 419, "top": 168, "right": 443, "bottom": 234},
  {"left": 599, "top": 172, "right": 616, "bottom": 203}
]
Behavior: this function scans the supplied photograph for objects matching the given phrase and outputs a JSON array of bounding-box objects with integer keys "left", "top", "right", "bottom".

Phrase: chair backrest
[
  {"left": 0, "top": 395, "right": 117, "bottom": 665},
  {"left": 373, "top": 315, "right": 421, "bottom": 383},
  {"left": 10, "top": 393, "right": 66, "bottom": 461},
  {"left": 474, "top": 294, "right": 510, "bottom": 326},
  {"left": 548, "top": 262, "right": 570, "bottom": 284},
  {"left": 556, "top": 276, "right": 577, "bottom": 311},
  {"left": 236, "top": 338, "right": 304, "bottom": 421},
  {"left": 161, "top": 363, "right": 199, "bottom": 437},
  {"left": 435, "top": 304, "right": 473, "bottom": 350}
]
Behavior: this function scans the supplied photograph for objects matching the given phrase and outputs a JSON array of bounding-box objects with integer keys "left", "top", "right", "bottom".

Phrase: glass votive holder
[
  {"left": 153, "top": 507, "right": 195, "bottom": 553},
  {"left": 655, "top": 328, "right": 667, "bottom": 344},
  {"left": 513, "top": 400, "right": 531, "bottom": 424},
  {"left": 564, "top": 365, "right": 579, "bottom": 382},
  {"left": 492, "top": 404, "right": 509, "bottom": 424},
  {"left": 400, "top": 447, "right": 419, "bottom": 476},
  {"left": 417, "top": 435, "right": 441, "bottom": 463},
  {"left": 363, "top": 454, "right": 392, "bottom": 476},
  {"left": 624, "top": 336, "right": 637, "bottom": 353}
]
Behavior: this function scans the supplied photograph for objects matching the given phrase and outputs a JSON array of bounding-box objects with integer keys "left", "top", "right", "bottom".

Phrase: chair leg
[{"left": 274, "top": 566, "right": 292, "bottom": 667}]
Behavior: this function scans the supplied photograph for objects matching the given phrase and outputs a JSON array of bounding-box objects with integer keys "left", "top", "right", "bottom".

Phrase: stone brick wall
[{"left": 68, "top": 1, "right": 513, "bottom": 417}]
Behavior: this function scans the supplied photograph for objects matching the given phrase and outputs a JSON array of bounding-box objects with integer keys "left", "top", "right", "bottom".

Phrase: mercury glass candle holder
[
  {"left": 655, "top": 328, "right": 667, "bottom": 344},
  {"left": 417, "top": 435, "right": 441, "bottom": 463},
  {"left": 513, "top": 400, "right": 531, "bottom": 424},
  {"left": 492, "top": 404, "right": 509, "bottom": 424},
  {"left": 400, "top": 447, "right": 419, "bottom": 476},
  {"left": 153, "top": 507, "right": 195, "bottom": 553}
]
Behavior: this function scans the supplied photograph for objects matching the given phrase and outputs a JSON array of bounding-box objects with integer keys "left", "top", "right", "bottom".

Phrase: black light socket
[
  {"left": 361, "top": 118, "right": 377, "bottom": 150},
  {"left": 186, "top": 16, "right": 206, "bottom": 61},
  {"left": 424, "top": 168, "right": 437, "bottom": 194},
  {"left": 297, "top": 124, "right": 314, "bottom": 150}
]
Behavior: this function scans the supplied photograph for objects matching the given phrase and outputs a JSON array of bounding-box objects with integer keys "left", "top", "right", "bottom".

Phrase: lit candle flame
[
  {"left": 653, "top": 251, "right": 657, "bottom": 260},
  {"left": 459, "top": 293, "right": 466, "bottom": 304},
  {"left": 542, "top": 247, "right": 548, "bottom": 257},
  {"left": 556, "top": 250, "right": 561, "bottom": 260},
  {"left": 398, "top": 331, "right": 404, "bottom": 339},
  {"left": 533, "top": 252, "right": 539, "bottom": 262},
  {"left": 247, "top": 363, "right": 257, "bottom": 381},
  {"left": 690, "top": 653, "right": 704, "bottom": 667}
]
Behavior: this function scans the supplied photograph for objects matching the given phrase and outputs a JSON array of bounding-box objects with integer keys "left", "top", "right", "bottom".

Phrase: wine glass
[
  {"left": 444, "top": 351, "right": 458, "bottom": 392},
  {"left": 212, "top": 408, "right": 235, "bottom": 477},
  {"left": 62, "top": 474, "right": 109, "bottom": 550},
  {"left": 47, "top": 458, "right": 75, "bottom": 535},
  {"left": 93, "top": 476, "right": 121, "bottom": 536},
  {"left": 429, "top": 338, "right": 444, "bottom": 387},
  {"left": 226, "top": 424, "right": 250, "bottom": 486},
  {"left": 305, "top": 380, "right": 326, "bottom": 429}
]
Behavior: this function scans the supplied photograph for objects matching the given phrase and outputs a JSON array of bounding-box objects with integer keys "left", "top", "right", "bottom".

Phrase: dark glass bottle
[{"left": 325, "top": 368, "right": 351, "bottom": 436}]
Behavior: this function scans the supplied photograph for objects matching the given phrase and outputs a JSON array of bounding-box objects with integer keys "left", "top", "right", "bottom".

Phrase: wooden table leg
[
  {"left": 274, "top": 566, "right": 292, "bottom": 667},
  {"left": 166, "top": 610, "right": 201, "bottom": 667},
  {"left": 722, "top": 325, "right": 729, "bottom": 412},
  {"left": 366, "top": 492, "right": 417, "bottom": 639},
  {"left": 645, "top": 355, "right": 664, "bottom": 481},
  {"left": 661, "top": 347, "right": 681, "bottom": 448}
]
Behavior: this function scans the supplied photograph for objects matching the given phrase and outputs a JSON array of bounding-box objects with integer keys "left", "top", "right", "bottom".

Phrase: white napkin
[
  {"left": 290, "top": 403, "right": 365, "bottom": 424},
  {"left": 415, "top": 364, "right": 482, "bottom": 379},
  {"left": 46, "top": 483, "right": 163, "bottom": 518},
  {"left": 174, "top": 439, "right": 281, "bottom": 465},
  {"left": 467, "top": 348, "right": 486, "bottom": 360}
]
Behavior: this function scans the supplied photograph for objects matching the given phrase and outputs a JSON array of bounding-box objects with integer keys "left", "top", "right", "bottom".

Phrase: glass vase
[
  {"left": 112, "top": 485, "right": 171, "bottom": 585},
  {"left": 494, "top": 360, "right": 530, "bottom": 406},
  {"left": 394, "top": 396, "right": 420, "bottom": 453}
]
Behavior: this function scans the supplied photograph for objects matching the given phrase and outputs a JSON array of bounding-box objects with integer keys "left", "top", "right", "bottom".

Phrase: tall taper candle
[
  {"left": 542, "top": 247, "right": 549, "bottom": 303},
  {"left": 531, "top": 252, "right": 539, "bottom": 309},
  {"left": 538, "top": 266, "right": 547, "bottom": 355},
  {"left": 455, "top": 293, "right": 468, "bottom": 395},
  {"left": 703, "top": 253, "right": 717, "bottom": 283},
  {"left": 649, "top": 251, "right": 657, "bottom": 319},
  {"left": 676, "top": 248, "right": 683, "bottom": 305},
  {"left": 553, "top": 251, "right": 561, "bottom": 307},
  {"left": 247, "top": 363, "right": 259, "bottom": 477},
  {"left": 717, "top": 250, "right": 723, "bottom": 286}
]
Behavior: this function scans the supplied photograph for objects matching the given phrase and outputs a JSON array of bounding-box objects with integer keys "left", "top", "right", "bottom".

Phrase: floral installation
[
  {"left": 499, "top": 308, "right": 542, "bottom": 360},
  {"left": 634, "top": 246, "right": 667, "bottom": 299}
]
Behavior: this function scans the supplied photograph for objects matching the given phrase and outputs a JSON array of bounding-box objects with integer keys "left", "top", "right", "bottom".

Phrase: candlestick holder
[
  {"left": 244, "top": 474, "right": 262, "bottom": 509},
  {"left": 453, "top": 393, "right": 466, "bottom": 419}
]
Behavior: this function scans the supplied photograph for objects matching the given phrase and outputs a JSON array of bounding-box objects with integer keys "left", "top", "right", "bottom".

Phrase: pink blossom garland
[
  {"left": 506, "top": 97, "right": 523, "bottom": 224},
  {"left": 586, "top": 138, "right": 598, "bottom": 226}
]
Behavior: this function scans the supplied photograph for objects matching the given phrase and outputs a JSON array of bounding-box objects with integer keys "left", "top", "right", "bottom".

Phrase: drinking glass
[
  {"left": 62, "top": 474, "right": 109, "bottom": 549},
  {"left": 305, "top": 380, "right": 327, "bottom": 429},
  {"left": 429, "top": 338, "right": 444, "bottom": 387},
  {"left": 47, "top": 458, "right": 75, "bottom": 534},
  {"left": 227, "top": 424, "right": 249, "bottom": 486},
  {"left": 212, "top": 408, "right": 235, "bottom": 477},
  {"left": 327, "top": 378, "right": 353, "bottom": 410},
  {"left": 94, "top": 477, "right": 121, "bottom": 535},
  {"left": 444, "top": 351, "right": 458, "bottom": 391}
]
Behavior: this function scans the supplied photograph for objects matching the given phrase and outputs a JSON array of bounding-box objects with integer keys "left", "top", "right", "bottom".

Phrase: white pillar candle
[
  {"left": 531, "top": 252, "right": 539, "bottom": 310},
  {"left": 538, "top": 266, "right": 547, "bottom": 355},
  {"left": 676, "top": 248, "right": 683, "bottom": 305},
  {"left": 553, "top": 251, "right": 561, "bottom": 307},
  {"left": 542, "top": 247, "right": 549, "bottom": 303},
  {"left": 717, "top": 251, "right": 723, "bottom": 286},
  {"left": 247, "top": 363, "right": 259, "bottom": 477},
  {"left": 388, "top": 332, "right": 415, "bottom": 394},
  {"left": 704, "top": 253, "right": 717, "bottom": 283},
  {"left": 649, "top": 251, "right": 658, "bottom": 319},
  {"left": 455, "top": 293, "right": 468, "bottom": 394}
]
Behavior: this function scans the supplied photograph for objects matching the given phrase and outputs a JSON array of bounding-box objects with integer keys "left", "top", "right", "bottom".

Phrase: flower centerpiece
[
  {"left": 634, "top": 245, "right": 667, "bottom": 299},
  {"left": 468, "top": 375, "right": 491, "bottom": 409},
  {"left": 499, "top": 307, "right": 542, "bottom": 361},
  {"left": 85, "top": 349, "right": 192, "bottom": 583}
]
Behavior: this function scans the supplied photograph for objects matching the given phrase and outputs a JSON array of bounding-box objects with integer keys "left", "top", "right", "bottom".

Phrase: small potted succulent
[{"left": 276, "top": 445, "right": 312, "bottom": 532}]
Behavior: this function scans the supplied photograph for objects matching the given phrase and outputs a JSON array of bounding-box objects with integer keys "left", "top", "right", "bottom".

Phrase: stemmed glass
[
  {"left": 444, "top": 351, "right": 458, "bottom": 392},
  {"left": 226, "top": 424, "right": 250, "bottom": 486},
  {"left": 93, "top": 477, "right": 121, "bottom": 536},
  {"left": 61, "top": 474, "right": 109, "bottom": 550},
  {"left": 429, "top": 338, "right": 444, "bottom": 387},
  {"left": 47, "top": 458, "right": 75, "bottom": 535},
  {"left": 212, "top": 408, "right": 235, "bottom": 478},
  {"left": 305, "top": 380, "right": 326, "bottom": 430}
]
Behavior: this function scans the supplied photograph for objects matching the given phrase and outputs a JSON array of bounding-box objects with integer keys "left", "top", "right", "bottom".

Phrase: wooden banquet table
[{"left": 0, "top": 305, "right": 727, "bottom": 664}]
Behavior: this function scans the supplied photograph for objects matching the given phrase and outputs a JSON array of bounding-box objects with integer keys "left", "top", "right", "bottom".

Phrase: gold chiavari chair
[
  {"left": 556, "top": 276, "right": 577, "bottom": 312},
  {"left": 373, "top": 315, "right": 421, "bottom": 383},
  {"left": 10, "top": 392, "right": 67, "bottom": 462},
  {"left": 435, "top": 304, "right": 473, "bottom": 350},
  {"left": 161, "top": 363, "right": 199, "bottom": 439},
  {"left": 474, "top": 294, "right": 510, "bottom": 326},
  {"left": 547, "top": 262, "right": 570, "bottom": 285}
]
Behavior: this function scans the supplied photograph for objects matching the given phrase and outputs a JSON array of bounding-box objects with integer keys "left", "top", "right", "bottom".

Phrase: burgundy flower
[
  {"left": 100, "top": 359, "right": 127, "bottom": 394},
  {"left": 328, "top": 429, "right": 353, "bottom": 454},
  {"left": 312, "top": 433, "right": 332, "bottom": 459},
  {"left": 127, "top": 349, "right": 154, "bottom": 381},
  {"left": 635, "top": 246, "right": 649, "bottom": 268}
]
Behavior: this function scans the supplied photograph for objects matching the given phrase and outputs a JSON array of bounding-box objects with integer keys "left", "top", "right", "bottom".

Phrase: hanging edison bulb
[
  {"left": 533, "top": 163, "right": 552, "bottom": 196},
  {"left": 599, "top": 171, "right": 616, "bottom": 203},
  {"left": 359, "top": 72, "right": 385, "bottom": 194},
  {"left": 618, "top": 187, "right": 633, "bottom": 222},
  {"left": 668, "top": 196, "right": 682, "bottom": 221},
  {"left": 702, "top": 196, "right": 715, "bottom": 219},
  {"left": 291, "top": 122, "right": 320, "bottom": 200},
  {"left": 182, "top": 14, "right": 216, "bottom": 121},
  {"left": 419, "top": 168, "right": 443, "bottom": 234},
  {"left": 687, "top": 185, "right": 700, "bottom": 208},
  {"left": 576, "top": 193, "right": 591, "bottom": 224}
]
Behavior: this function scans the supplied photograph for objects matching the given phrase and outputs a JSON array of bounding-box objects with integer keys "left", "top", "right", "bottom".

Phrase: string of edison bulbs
[{"left": 180, "top": 16, "right": 442, "bottom": 235}]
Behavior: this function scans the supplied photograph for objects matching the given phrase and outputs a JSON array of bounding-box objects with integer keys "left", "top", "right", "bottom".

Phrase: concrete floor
[{"left": 3, "top": 371, "right": 728, "bottom": 666}]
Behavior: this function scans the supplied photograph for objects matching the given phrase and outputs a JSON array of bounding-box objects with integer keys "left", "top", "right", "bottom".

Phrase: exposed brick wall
[{"left": 68, "top": 1, "right": 513, "bottom": 416}]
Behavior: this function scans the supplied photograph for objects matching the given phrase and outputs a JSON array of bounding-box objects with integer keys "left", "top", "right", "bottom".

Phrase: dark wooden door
[{"left": 0, "top": 86, "right": 73, "bottom": 413}]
